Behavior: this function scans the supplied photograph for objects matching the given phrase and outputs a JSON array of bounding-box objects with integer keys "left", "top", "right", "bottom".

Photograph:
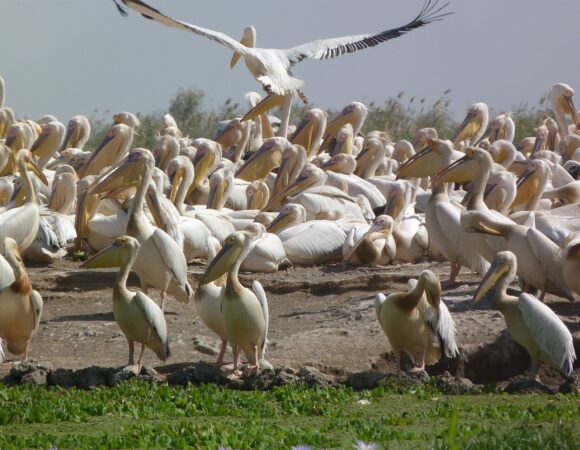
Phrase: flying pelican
[
  {"left": 90, "top": 149, "right": 193, "bottom": 311},
  {"left": 0, "top": 150, "right": 48, "bottom": 254},
  {"left": 114, "top": 0, "right": 450, "bottom": 137},
  {"left": 472, "top": 251, "right": 575, "bottom": 382},
  {"left": 375, "top": 270, "right": 459, "bottom": 372},
  {"left": 199, "top": 227, "right": 269, "bottom": 376},
  {"left": 0, "top": 238, "right": 43, "bottom": 362},
  {"left": 82, "top": 236, "right": 170, "bottom": 374}
]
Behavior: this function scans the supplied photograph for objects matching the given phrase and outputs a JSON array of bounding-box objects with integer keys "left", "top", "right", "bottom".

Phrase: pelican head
[
  {"left": 551, "top": 83, "right": 580, "bottom": 131},
  {"left": 264, "top": 163, "right": 324, "bottom": 211},
  {"left": 329, "top": 124, "right": 354, "bottom": 156},
  {"left": 152, "top": 135, "right": 180, "bottom": 170},
  {"left": 452, "top": 102, "right": 489, "bottom": 146},
  {"left": 430, "top": 146, "right": 486, "bottom": 187},
  {"left": 215, "top": 118, "right": 244, "bottom": 148},
  {"left": 267, "top": 203, "right": 307, "bottom": 233},
  {"left": 472, "top": 251, "right": 516, "bottom": 304},
  {"left": 246, "top": 180, "right": 270, "bottom": 210},
  {"left": 487, "top": 140, "right": 517, "bottom": 168},
  {"left": 343, "top": 214, "right": 394, "bottom": 264},
  {"left": 113, "top": 112, "right": 140, "bottom": 129},
  {"left": 532, "top": 125, "right": 549, "bottom": 154},
  {"left": 207, "top": 169, "right": 234, "bottom": 210},
  {"left": 511, "top": 158, "right": 549, "bottom": 209},
  {"left": 89, "top": 148, "right": 153, "bottom": 196},
  {"left": 418, "top": 270, "right": 441, "bottom": 307},
  {"left": 321, "top": 153, "right": 356, "bottom": 175},
  {"left": 16, "top": 149, "right": 48, "bottom": 186},
  {"left": 384, "top": 181, "right": 412, "bottom": 221},
  {"left": 290, "top": 108, "right": 327, "bottom": 154},
  {"left": 61, "top": 115, "right": 91, "bottom": 151},
  {"left": 167, "top": 155, "right": 194, "bottom": 204},
  {"left": 411, "top": 128, "right": 438, "bottom": 151},
  {"left": 191, "top": 139, "right": 222, "bottom": 192},
  {"left": 272, "top": 144, "right": 307, "bottom": 196},
  {"left": 235, "top": 136, "right": 287, "bottom": 181},
  {"left": 325, "top": 102, "right": 368, "bottom": 139},
  {"left": 230, "top": 26, "right": 256, "bottom": 68},
  {"left": 4, "top": 123, "right": 29, "bottom": 151},
  {"left": 80, "top": 123, "right": 133, "bottom": 177},
  {"left": 396, "top": 138, "right": 455, "bottom": 179},
  {"left": 30, "top": 121, "right": 65, "bottom": 162},
  {"left": 81, "top": 235, "right": 140, "bottom": 270}
]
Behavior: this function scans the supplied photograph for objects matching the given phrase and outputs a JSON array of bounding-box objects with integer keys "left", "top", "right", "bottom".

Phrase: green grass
[{"left": 0, "top": 382, "right": 578, "bottom": 449}]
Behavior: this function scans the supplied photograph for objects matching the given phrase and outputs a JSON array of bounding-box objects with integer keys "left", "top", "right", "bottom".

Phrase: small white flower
[{"left": 354, "top": 441, "right": 378, "bottom": 450}]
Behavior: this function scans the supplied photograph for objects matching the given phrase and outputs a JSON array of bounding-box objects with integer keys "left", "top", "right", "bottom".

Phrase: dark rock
[
  {"left": 559, "top": 370, "right": 580, "bottom": 394},
  {"left": 21, "top": 369, "right": 48, "bottom": 386},
  {"left": 428, "top": 353, "right": 466, "bottom": 378},
  {"left": 137, "top": 366, "right": 165, "bottom": 383},
  {"left": 297, "top": 366, "right": 335, "bottom": 387},
  {"left": 193, "top": 362, "right": 222, "bottom": 384},
  {"left": 110, "top": 367, "right": 138, "bottom": 385},
  {"left": 244, "top": 369, "right": 275, "bottom": 390},
  {"left": 272, "top": 367, "right": 299, "bottom": 386},
  {"left": 504, "top": 377, "right": 555, "bottom": 394},
  {"left": 435, "top": 371, "right": 477, "bottom": 395},
  {"left": 49, "top": 369, "right": 78, "bottom": 387},
  {"left": 166, "top": 366, "right": 197, "bottom": 386},
  {"left": 377, "top": 373, "right": 427, "bottom": 393},
  {"left": 76, "top": 366, "right": 114, "bottom": 389},
  {"left": 345, "top": 371, "right": 388, "bottom": 391}
]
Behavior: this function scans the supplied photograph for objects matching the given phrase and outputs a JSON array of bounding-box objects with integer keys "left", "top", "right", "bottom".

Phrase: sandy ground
[{"left": 1, "top": 259, "right": 579, "bottom": 383}]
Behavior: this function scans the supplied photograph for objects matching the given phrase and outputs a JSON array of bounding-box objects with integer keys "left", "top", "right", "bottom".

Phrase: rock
[
  {"left": 166, "top": 366, "right": 197, "bottom": 386},
  {"left": 504, "top": 377, "right": 554, "bottom": 395},
  {"left": 192, "top": 336, "right": 219, "bottom": 356},
  {"left": 77, "top": 366, "right": 115, "bottom": 389},
  {"left": 137, "top": 366, "right": 165, "bottom": 383},
  {"left": 50, "top": 369, "right": 78, "bottom": 388},
  {"left": 111, "top": 367, "right": 137, "bottom": 385},
  {"left": 244, "top": 369, "right": 275, "bottom": 390},
  {"left": 559, "top": 370, "right": 580, "bottom": 394},
  {"left": 297, "top": 366, "right": 335, "bottom": 387},
  {"left": 10, "top": 361, "right": 53, "bottom": 381},
  {"left": 272, "top": 367, "right": 299, "bottom": 387},
  {"left": 435, "top": 372, "right": 477, "bottom": 395},
  {"left": 377, "top": 373, "right": 427, "bottom": 393},
  {"left": 345, "top": 371, "right": 388, "bottom": 391},
  {"left": 21, "top": 369, "right": 48, "bottom": 386},
  {"left": 193, "top": 362, "right": 222, "bottom": 384}
]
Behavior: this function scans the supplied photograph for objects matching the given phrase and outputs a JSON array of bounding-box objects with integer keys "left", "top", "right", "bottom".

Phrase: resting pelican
[
  {"left": 152, "top": 135, "right": 180, "bottom": 171},
  {"left": 60, "top": 115, "right": 91, "bottom": 151},
  {"left": 240, "top": 222, "right": 290, "bottom": 273},
  {"left": 0, "top": 150, "right": 48, "bottom": 254},
  {"left": 375, "top": 270, "right": 459, "bottom": 372},
  {"left": 235, "top": 137, "right": 287, "bottom": 182},
  {"left": 290, "top": 109, "right": 327, "bottom": 157},
  {"left": 0, "top": 238, "right": 43, "bottom": 362},
  {"left": 82, "top": 236, "right": 170, "bottom": 373},
  {"left": 199, "top": 227, "right": 269, "bottom": 376},
  {"left": 80, "top": 123, "right": 133, "bottom": 177},
  {"left": 48, "top": 165, "right": 78, "bottom": 215},
  {"left": 115, "top": 0, "right": 450, "bottom": 137},
  {"left": 113, "top": 111, "right": 141, "bottom": 129},
  {"left": 451, "top": 102, "right": 489, "bottom": 147},
  {"left": 30, "top": 121, "right": 65, "bottom": 169},
  {"left": 550, "top": 83, "right": 580, "bottom": 137},
  {"left": 472, "top": 251, "right": 575, "bottom": 382},
  {"left": 90, "top": 149, "right": 193, "bottom": 311},
  {"left": 342, "top": 215, "right": 396, "bottom": 266}
]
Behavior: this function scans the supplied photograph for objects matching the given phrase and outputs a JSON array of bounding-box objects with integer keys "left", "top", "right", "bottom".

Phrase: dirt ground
[{"left": 1, "top": 259, "right": 579, "bottom": 384}]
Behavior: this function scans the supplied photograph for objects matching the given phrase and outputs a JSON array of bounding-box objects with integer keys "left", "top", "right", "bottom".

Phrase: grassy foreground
[{"left": 0, "top": 381, "right": 578, "bottom": 449}]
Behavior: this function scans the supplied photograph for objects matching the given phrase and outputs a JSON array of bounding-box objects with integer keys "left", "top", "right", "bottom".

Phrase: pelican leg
[
  {"left": 529, "top": 359, "right": 541, "bottom": 383},
  {"left": 160, "top": 291, "right": 167, "bottom": 312},
  {"left": 136, "top": 343, "right": 146, "bottom": 375},
  {"left": 23, "top": 340, "right": 30, "bottom": 361},
  {"left": 216, "top": 340, "right": 228, "bottom": 367},
  {"left": 277, "top": 94, "right": 293, "bottom": 138},
  {"left": 449, "top": 262, "right": 461, "bottom": 284},
  {"left": 233, "top": 345, "right": 241, "bottom": 372},
  {"left": 128, "top": 340, "right": 135, "bottom": 366}
]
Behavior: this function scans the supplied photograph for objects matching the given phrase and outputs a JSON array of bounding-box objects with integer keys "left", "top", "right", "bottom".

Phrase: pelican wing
[
  {"left": 285, "top": 0, "right": 450, "bottom": 66},
  {"left": 252, "top": 280, "right": 269, "bottom": 357},
  {"left": 518, "top": 293, "right": 576, "bottom": 375},
  {"left": 117, "top": 0, "right": 249, "bottom": 56},
  {"left": 134, "top": 291, "right": 168, "bottom": 344},
  {"left": 421, "top": 298, "right": 459, "bottom": 358},
  {"left": 48, "top": 176, "right": 66, "bottom": 212},
  {"left": 281, "top": 222, "right": 346, "bottom": 264},
  {"left": 151, "top": 228, "right": 190, "bottom": 291},
  {"left": 0, "top": 338, "right": 4, "bottom": 363}
]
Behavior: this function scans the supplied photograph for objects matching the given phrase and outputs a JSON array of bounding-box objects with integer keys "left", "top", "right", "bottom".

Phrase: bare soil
[{"left": 1, "top": 259, "right": 579, "bottom": 385}]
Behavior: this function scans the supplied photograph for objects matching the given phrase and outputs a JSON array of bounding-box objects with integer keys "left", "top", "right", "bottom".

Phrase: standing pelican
[
  {"left": 114, "top": 0, "right": 450, "bottom": 137},
  {"left": 0, "top": 238, "right": 43, "bottom": 362},
  {"left": 472, "top": 251, "right": 575, "bottom": 382},
  {"left": 199, "top": 228, "right": 269, "bottom": 376},
  {"left": 375, "top": 270, "right": 459, "bottom": 372},
  {"left": 90, "top": 149, "right": 193, "bottom": 311},
  {"left": 82, "top": 236, "right": 170, "bottom": 374}
]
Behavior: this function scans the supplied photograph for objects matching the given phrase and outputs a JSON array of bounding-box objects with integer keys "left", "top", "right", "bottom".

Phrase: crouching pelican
[
  {"left": 0, "top": 238, "right": 43, "bottom": 362},
  {"left": 82, "top": 236, "right": 170, "bottom": 374},
  {"left": 472, "top": 251, "right": 576, "bottom": 382},
  {"left": 199, "top": 227, "right": 269, "bottom": 377},
  {"left": 375, "top": 270, "right": 459, "bottom": 372}
]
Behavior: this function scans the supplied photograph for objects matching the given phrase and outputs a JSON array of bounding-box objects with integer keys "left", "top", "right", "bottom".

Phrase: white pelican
[
  {"left": 472, "top": 251, "right": 576, "bottom": 382},
  {"left": 113, "top": 111, "right": 141, "bottom": 129},
  {"left": 562, "top": 232, "right": 580, "bottom": 297},
  {"left": 0, "top": 150, "right": 48, "bottom": 254},
  {"left": 242, "top": 222, "right": 290, "bottom": 273},
  {"left": 1, "top": 122, "right": 34, "bottom": 176},
  {"left": 48, "top": 165, "right": 78, "bottom": 215},
  {"left": 0, "top": 74, "right": 4, "bottom": 108},
  {"left": 199, "top": 227, "right": 269, "bottom": 376},
  {"left": 82, "top": 236, "right": 170, "bottom": 374},
  {"left": 451, "top": 102, "right": 489, "bottom": 148},
  {"left": 215, "top": 118, "right": 252, "bottom": 163},
  {"left": 550, "top": 83, "right": 580, "bottom": 137},
  {"left": 355, "top": 137, "right": 388, "bottom": 179},
  {"left": 115, "top": 0, "right": 450, "bottom": 137},
  {"left": 342, "top": 215, "right": 396, "bottom": 266},
  {"left": 60, "top": 115, "right": 91, "bottom": 151},
  {"left": 90, "top": 149, "right": 193, "bottom": 311},
  {"left": 27, "top": 213, "right": 76, "bottom": 264},
  {"left": 235, "top": 137, "right": 287, "bottom": 182},
  {"left": 30, "top": 120, "right": 65, "bottom": 169},
  {"left": 0, "top": 238, "right": 43, "bottom": 362},
  {"left": 152, "top": 135, "right": 180, "bottom": 171},
  {"left": 375, "top": 270, "right": 459, "bottom": 372},
  {"left": 290, "top": 109, "right": 327, "bottom": 157},
  {"left": 488, "top": 112, "right": 515, "bottom": 144},
  {"left": 80, "top": 123, "right": 133, "bottom": 177}
]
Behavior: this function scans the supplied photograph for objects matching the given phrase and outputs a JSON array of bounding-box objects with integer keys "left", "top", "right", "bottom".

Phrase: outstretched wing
[
  {"left": 115, "top": 0, "right": 249, "bottom": 56},
  {"left": 285, "top": 0, "right": 450, "bottom": 66}
]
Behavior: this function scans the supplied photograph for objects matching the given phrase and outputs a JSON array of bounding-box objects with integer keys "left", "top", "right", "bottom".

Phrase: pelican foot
[
  {"left": 219, "top": 362, "right": 235, "bottom": 370},
  {"left": 224, "top": 369, "right": 243, "bottom": 380},
  {"left": 242, "top": 365, "right": 260, "bottom": 378}
]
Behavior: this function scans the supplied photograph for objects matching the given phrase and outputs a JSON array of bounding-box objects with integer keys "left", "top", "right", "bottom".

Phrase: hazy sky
[{"left": 1, "top": 0, "right": 578, "bottom": 123}]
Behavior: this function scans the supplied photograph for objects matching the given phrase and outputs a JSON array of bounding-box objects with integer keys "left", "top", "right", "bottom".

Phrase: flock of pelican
[{"left": 0, "top": 0, "right": 578, "bottom": 383}]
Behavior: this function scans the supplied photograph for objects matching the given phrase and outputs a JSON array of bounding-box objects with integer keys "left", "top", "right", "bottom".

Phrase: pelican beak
[
  {"left": 169, "top": 166, "right": 185, "bottom": 203},
  {"left": 90, "top": 157, "right": 141, "bottom": 196},
  {"left": 472, "top": 258, "right": 509, "bottom": 304},
  {"left": 200, "top": 240, "right": 242, "bottom": 284},
  {"left": 14, "top": 187, "right": 26, "bottom": 206},
  {"left": 510, "top": 166, "right": 537, "bottom": 209},
  {"left": 564, "top": 95, "right": 580, "bottom": 129},
  {"left": 532, "top": 135, "right": 545, "bottom": 154},
  {"left": 146, "top": 187, "right": 167, "bottom": 231},
  {"left": 113, "top": 114, "right": 122, "bottom": 125},
  {"left": 385, "top": 192, "right": 405, "bottom": 220},
  {"left": 264, "top": 172, "right": 310, "bottom": 211},
  {"left": 430, "top": 154, "right": 475, "bottom": 187},
  {"left": 324, "top": 109, "right": 354, "bottom": 139},
  {"left": 321, "top": 159, "right": 340, "bottom": 172},
  {"left": 4, "top": 135, "right": 17, "bottom": 149},
  {"left": 26, "top": 159, "right": 49, "bottom": 186},
  {"left": 452, "top": 111, "right": 477, "bottom": 145},
  {"left": 80, "top": 132, "right": 115, "bottom": 177},
  {"left": 230, "top": 28, "right": 253, "bottom": 69},
  {"left": 30, "top": 132, "right": 48, "bottom": 154},
  {"left": 81, "top": 241, "right": 122, "bottom": 269},
  {"left": 266, "top": 210, "right": 292, "bottom": 233},
  {"left": 74, "top": 191, "right": 90, "bottom": 251},
  {"left": 207, "top": 178, "right": 229, "bottom": 210},
  {"left": 191, "top": 149, "right": 216, "bottom": 194},
  {"left": 241, "top": 95, "right": 285, "bottom": 123},
  {"left": 395, "top": 144, "right": 437, "bottom": 179},
  {"left": 236, "top": 140, "right": 282, "bottom": 181},
  {"left": 471, "top": 218, "right": 502, "bottom": 236},
  {"left": 61, "top": 125, "right": 79, "bottom": 151},
  {"left": 290, "top": 117, "right": 314, "bottom": 150}
]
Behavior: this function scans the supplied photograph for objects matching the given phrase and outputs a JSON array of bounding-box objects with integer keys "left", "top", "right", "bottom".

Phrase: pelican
[
  {"left": 115, "top": 0, "right": 450, "bottom": 137},
  {"left": 1, "top": 122, "right": 34, "bottom": 176},
  {"left": 199, "top": 227, "right": 269, "bottom": 376},
  {"left": 0, "top": 74, "right": 4, "bottom": 108},
  {"left": 0, "top": 150, "right": 48, "bottom": 254},
  {"left": 82, "top": 236, "right": 170, "bottom": 374},
  {"left": 30, "top": 120, "right": 65, "bottom": 169},
  {"left": 215, "top": 118, "right": 252, "bottom": 163},
  {"left": 27, "top": 213, "right": 76, "bottom": 264},
  {"left": 60, "top": 115, "right": 91, "bottom": 151},
  {"left": 355, "top": 137, "right": 387, "bottom": 179},
  {"left": 375, "top": 270, "right": 459, "bottom": 372},
  {"left": 562, "top": 232, "right": 580, "bottom": 297},
  {"left": 451, "top": 102, "right": 489, "bottom": 147},
  {"left": 290, "top": 109, "right": 327, "bottom": 157},
  {"left": 48, "top": 165, "right": 78, "bottom": 215},
  {"left": 0, "top": 238, "right": 43, "bottom": 362},
  {"left": 152, "top": 135, "right": 180, "bottom": 171},
  {"left": 0, "top": 107, "right": 15, "bottom": 141},
  {"left": 542, "top": 180, "right": 580, "bottom": 206},
  {"left": 472, "top": 251, "right": 575, "bottom": 382},
  {"left": 488, "top": 112, "right": 515, "bottom": 144},
  {"left": 235, "top": 137, "right": 287, "bottom": 182},
  {"left": 113, "top": 111, "right": 141, "bottom": 129},
  {"left": 80, "top": 123, "right": 133, "bottom": 177},
  {"left": 90, "top": 149, "right": 193, "bottom": 311},
  {"left": 342, "top": 215, "right": 396, "bottom": 266},
  {"left": 550, "top": 83, "right": 580, "bottom": 137}
]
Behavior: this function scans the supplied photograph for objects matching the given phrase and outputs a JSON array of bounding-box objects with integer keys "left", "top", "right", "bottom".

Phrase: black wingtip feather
[{"left": 113, "top": 0, "right": 128, "bottom": 17}]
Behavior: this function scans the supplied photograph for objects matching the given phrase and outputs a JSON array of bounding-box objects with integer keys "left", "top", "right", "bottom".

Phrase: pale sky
[{"left": 1, "top": 0, "right": 578, "bottom": 122}]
